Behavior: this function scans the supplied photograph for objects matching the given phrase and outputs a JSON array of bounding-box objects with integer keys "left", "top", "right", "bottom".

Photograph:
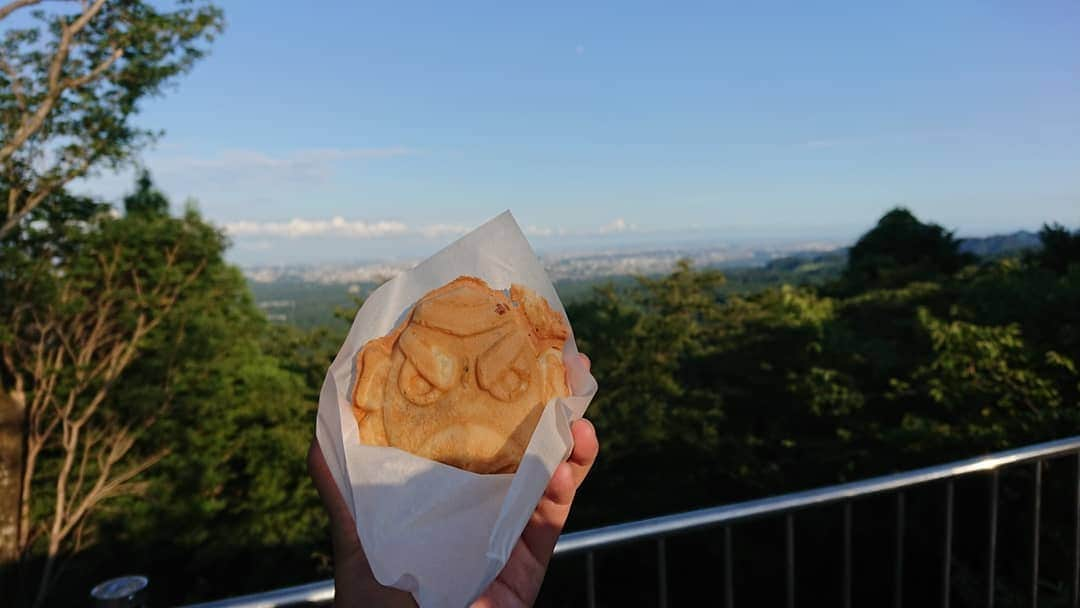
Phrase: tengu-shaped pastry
[{"left": 352, "top": 276, "right": 571, "bottom": 474}]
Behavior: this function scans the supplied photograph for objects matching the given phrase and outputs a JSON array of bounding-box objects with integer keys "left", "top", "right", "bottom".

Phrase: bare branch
[
  {"left": 0, "top": 0, "right": 42, "bottom": 23},
  {"left": 66, "top": 47, "right": 122, "bottom": 89},
  {"left": 1, "top": 149, "right": 100, "bottom": 235},
  {"left": 71, "top": 516, "right": 89, "bottom": 553},
  {"left": 6, "top": 187, "right": 18, "bottom": 221},
  {"left": 66, "top": 0, "right": 106, "bottom": 36},
  {"left": 60, "top": 445, "right": 166, "bottom": 541},
  {"left": 96, "top": 449, "right": 167, "bottom": 501},
  {"left": 0, "top": 0, "right": 108, "bottom": 166},
  {"left": 68, "top": 426, "right": 99, "bottom": 510},
  {"left": 0, "top": 52, "right": 26, "bottom": 109}
]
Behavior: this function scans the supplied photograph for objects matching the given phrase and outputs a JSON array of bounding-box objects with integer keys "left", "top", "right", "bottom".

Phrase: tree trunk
[
  {"left": 0, "top": 387, "right": 27, "bottom": 597},
  {"left": 30, "top": 543, "right": 56, "bottom": 608}
]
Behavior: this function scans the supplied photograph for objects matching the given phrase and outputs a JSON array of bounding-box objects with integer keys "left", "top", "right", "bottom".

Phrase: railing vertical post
[
  {"left": 1032, "top": 461, "right": 1042, "bottom": 608},
  {"left": 988, "top": 470, "right": 999, "bottom": 608},
  {"left": 895, "top": 492, "right": 905, "bottom": 608},
  {"left": 586, "top": 551, "right": 596, "bottom": 608},
  {"left": 724, "top": 526, "right": 734, "bottom": 608},
  {"left": 943, "top": 481, "right": 954, "bottom": 608},
  {"left": 1074, "top": 452, "right": 1080, "bottom": 608},
  {"left": 844, "top": 502, "right": 852, "bottom": 608},
  {"left": 657, "top": 537, "right": 668, "bottom": 608},
  {"left": 786, "top": 513, "right": 795, "bottom": 608}
]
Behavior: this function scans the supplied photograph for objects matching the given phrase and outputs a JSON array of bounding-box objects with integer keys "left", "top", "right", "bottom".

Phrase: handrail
[
  {"left": 182, "top": 580, "right": 333, "bottom": 608},
  {"left": 179, "top": 434, "right": 1080, "bottom": 607},
  {"left": 554, "top": 434, "right": 1080, "bottom": 555}
]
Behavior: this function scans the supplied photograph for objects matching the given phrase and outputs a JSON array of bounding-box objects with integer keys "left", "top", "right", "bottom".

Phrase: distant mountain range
[
  {"left": 957, "top": 230, "right": 1041, "bottom": 258},
  {"left": 241, "top": 231, "right": 1043, "bottom": 285}
]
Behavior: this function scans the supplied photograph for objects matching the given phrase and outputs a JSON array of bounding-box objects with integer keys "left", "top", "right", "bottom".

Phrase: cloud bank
[
  {"left": 223, "top": 217, "right": 635, "bottom": 239},
  {"left": 224, "top": 217, "right": 410, "bottom": 238}
]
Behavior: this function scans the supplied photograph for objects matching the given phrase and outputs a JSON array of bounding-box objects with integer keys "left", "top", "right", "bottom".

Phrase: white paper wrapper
[{"left": 315, "top": 211, "right": 599, "bottom": 607}]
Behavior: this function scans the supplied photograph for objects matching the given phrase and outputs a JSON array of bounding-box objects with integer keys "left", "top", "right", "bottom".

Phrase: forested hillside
[{"left": 4, "top": 174, "right": 1078, "bottom": 606}]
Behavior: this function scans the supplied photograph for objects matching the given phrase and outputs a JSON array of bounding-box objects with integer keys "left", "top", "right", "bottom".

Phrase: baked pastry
[{"left": 352, "top": 276, "right": 571, "bottom": 474}]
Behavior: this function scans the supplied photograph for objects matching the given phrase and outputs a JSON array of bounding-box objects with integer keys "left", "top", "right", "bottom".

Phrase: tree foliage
[
  {"left": 1026, "top": 222, "right": 1080, "bottom": 274},
  {"left": 0, "top": 0, "right": 223, "bottom": 236},
  {"left": 0, "top": 175, "right": 330, "bottom": 605},
  {"left": 842, "top": 207, "right": 975, "bottom": 291},
  {"left": 0, "top": 182, "right": 227, "bottom": 605},
  {"left": 552, "top": 216, "right": 1080, "bottom": 606}
]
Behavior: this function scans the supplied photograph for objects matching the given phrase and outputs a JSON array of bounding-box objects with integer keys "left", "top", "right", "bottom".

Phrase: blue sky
[{"left": 77, "top": 1, "right": 1080, "bottom": 264}]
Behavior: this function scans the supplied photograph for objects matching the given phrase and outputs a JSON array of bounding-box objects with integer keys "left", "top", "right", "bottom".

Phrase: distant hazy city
[
  {"left": 245, "top": 230, "right": 1042, "bottom": 326},
  {"left": 242, "top": 240, "right": 847, "bottom": 284},
  {"left": 242, "top": 229, "right": 1040, "bottom": 286}
]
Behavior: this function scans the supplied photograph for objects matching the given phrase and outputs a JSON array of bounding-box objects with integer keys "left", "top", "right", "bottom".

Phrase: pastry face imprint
[{"left": 351, "top": 276, "right": 571, "bottom": 474}]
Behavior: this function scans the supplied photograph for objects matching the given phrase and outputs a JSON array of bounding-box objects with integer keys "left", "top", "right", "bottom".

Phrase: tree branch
[
  {"left": 0, "top": 0, "right": 108, "bottom": 166},
  {"left": 60, "top": 443, "right": 165, "bottom": 541},
  {"left": 5, "top": 186, "right": 18, "bottom": 219},
  {"left": 66, "top": 47, "right": 122, "bottom": 89},
  {"left": 66, "top": 0, "right": 106, "bottom": 36},
  {"left": 0, "top": 0, "right": 42, "bottom": 23},
  {"left": 0, "top": 52, "right": 27, "bottom": 110},
  {"left": 2, "top": 148, "right": 100, "bottom": 236}
]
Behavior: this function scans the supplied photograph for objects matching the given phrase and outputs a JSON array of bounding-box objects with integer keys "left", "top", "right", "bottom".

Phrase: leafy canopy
[
  {"left": 0, "top": 0, "right": 223, "bottom": 237},
  {"left": 843, "top": 207, "right": 974, "bottom": 290}
]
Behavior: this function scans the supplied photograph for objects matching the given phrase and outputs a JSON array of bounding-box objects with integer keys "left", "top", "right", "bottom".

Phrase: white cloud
[
  {"left": 525, "top": 225, "right": 554, "bottom": 237},
  {"left": 224, "top": 217, "right": 410, "bottom": 238},
  {"left": 223, "top": 217, "right": 639, "bottom": 240},
  {"left": 599, "top": 218, "right": 633, "bottom": 233}
]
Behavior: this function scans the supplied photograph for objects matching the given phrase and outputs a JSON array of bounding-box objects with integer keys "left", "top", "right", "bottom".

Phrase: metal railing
[{"left": 180, "top": 435, "right": 1080, "bottom": 608}]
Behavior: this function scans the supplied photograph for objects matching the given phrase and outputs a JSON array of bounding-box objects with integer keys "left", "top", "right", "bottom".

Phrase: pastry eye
[
  {"left": 477, "top": 331, "right": 534, "bottom": 402},
  {"left": 399, "top": 358, "right": 445, "bottom": 405},
  {"left": 537, "top": 348, "right": 569, "bottom": 398},
  {"left": 398, "top": 324, "right": 459, "bottom": 390}
]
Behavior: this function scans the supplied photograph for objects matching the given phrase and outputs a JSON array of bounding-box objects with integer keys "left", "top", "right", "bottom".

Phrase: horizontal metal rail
[
  {"left": 180, "top": 434, "right": 1080, "bottom": 608},
  {"left": 553, "top": 434, "right": 1080, "bottom": 555},
  {"left": 182, "top": 580, "right": 333, "bottom": 608}
]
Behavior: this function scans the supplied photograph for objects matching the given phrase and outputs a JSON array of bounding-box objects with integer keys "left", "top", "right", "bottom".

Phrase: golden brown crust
[
  {"left": 350, "top": 276, "right": 571, "bottom": 474},
  {"left": 510, "top": 284, "right": 570, "bottom": 351}
]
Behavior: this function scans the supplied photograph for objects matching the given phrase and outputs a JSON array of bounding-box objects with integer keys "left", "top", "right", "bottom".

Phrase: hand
[
  {"left": 308, "top": 353, "right": 599, "bottom": 608},
  {"left": 471, "top": 414, "right": 598, "bottom": 607}
]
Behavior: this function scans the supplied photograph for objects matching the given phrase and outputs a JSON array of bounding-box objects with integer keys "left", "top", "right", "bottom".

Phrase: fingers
[
  {"left": 541, "top": 460, "right": 577, "bottom": 507},
  {"left": 518, "top": 417, "right": 600, "bottom": 568},
  {"left": 567, "top": 418, "right": 598, "bottom": 490},
  {"left": 540, "top": 419, "right": 599, "bottom": 507}
]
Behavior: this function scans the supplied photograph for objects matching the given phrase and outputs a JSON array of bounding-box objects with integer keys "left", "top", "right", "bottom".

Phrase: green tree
[
  {"left": 1027, "top": 222, "right": 1080, "bottom": 274},
  {"left": 842, "top": 207, "right": 974, "bottom": 290},
  {"left": 83, "top": 260, "right": 327, "bottom": 605},
  {"left": 0, "top": 0, "right": 223, "bottom": 237},
  {"left": 0, "top": 174, "right": 331, "bottom": 606},
  {"left": 122, "top": 168, "right": 169, "bottom": 217},
  {"left": 885, "top": 308, "right": 1077, "bottom": 456},
  {"left": 0, "top": 186, "right": 225, "bottom": 605},
  {"left": 0, "top": 0, "right": 223, "bottom": 579}
]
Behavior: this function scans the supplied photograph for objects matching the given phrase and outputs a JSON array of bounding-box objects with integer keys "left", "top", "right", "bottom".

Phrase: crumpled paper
[{"left": 315, "top": 211, "right": 599, "bottom": 607}]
